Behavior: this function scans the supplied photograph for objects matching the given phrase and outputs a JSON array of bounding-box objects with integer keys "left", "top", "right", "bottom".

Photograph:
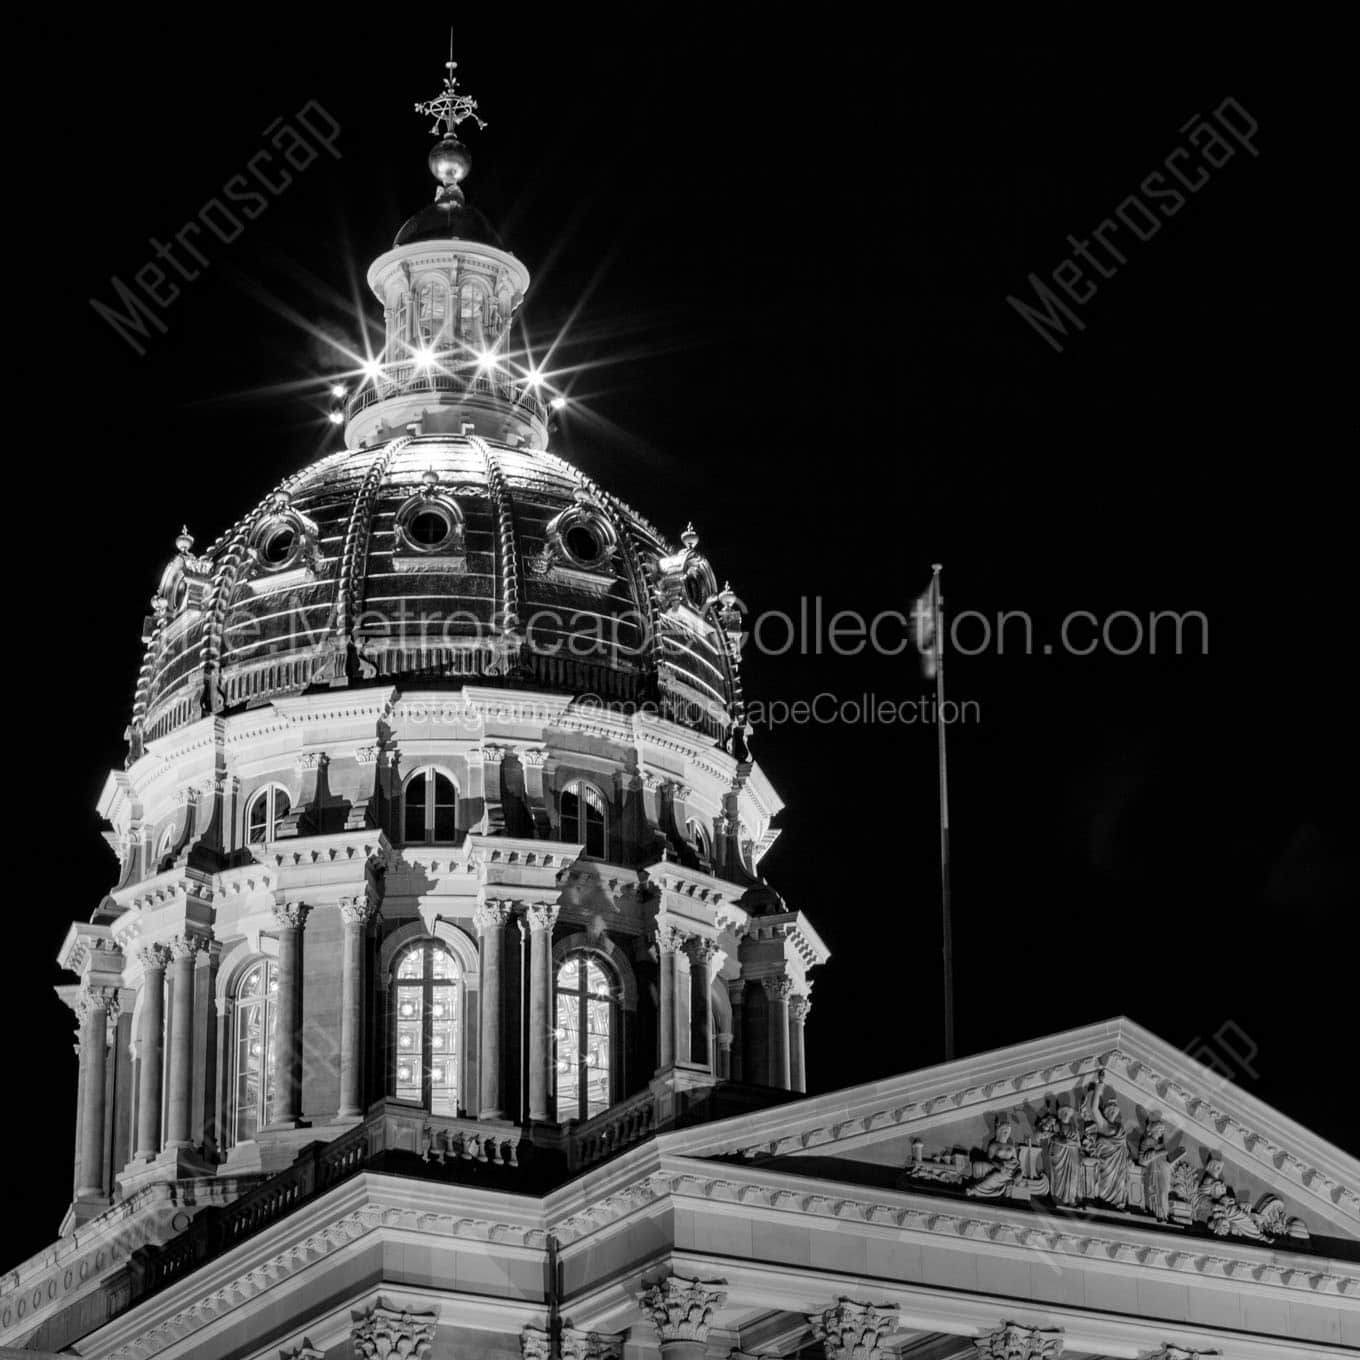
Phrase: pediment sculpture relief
[{"left": 901, "top": 1072, "right": 1309, "bottom": 1244}]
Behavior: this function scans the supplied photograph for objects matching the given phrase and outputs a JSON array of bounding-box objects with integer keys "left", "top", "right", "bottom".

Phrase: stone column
[
  {"left": 165, "top": 936, "right": 203, "bottom": 1148},
  {"left": 809, "top": 1302, "right": 900, "bottom": 1360},
  {"left": 525, "top": 902, "right": 559, "bottom": 1121},
  {"left": 687, "top": 938, "right": 721, "bottom": 1069},
  {"left": 338, "top": 895, "right": 379, "bottom": 1119},
  {"left": 970, "top": 1322, "right": 1064, "bottom": 1359},
  {"left": 269, "top": 902, "right": 310, "bottom": 1128},
  {"left": 727, "top": 979, "right": 744, "bottom": 1082},
  {"left": 475, "top": 900, "right": 511, "bottom": 1119},
  {"left": 789, "top": 994, "right": 809, "bottom": 1094},
  {"left": 762, "top": 976, "right": 793, "bottom": 1089},
  {"left": 639, "top": 1275, "right": 727, "bottom": 1360},
  {"left": 75, "top": 988, "right": 118, "bottom": 1197},
  {"left": 134, "top": 945, "right": 169, "bottom": 1159},
  {"left": 654, "top": 926, "right": 689, "bottom": 1071}
]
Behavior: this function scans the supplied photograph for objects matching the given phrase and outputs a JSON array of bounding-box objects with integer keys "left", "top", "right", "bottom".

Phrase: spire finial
[{"left": 414, "top": 36, "right": 487, "bottom": 138}]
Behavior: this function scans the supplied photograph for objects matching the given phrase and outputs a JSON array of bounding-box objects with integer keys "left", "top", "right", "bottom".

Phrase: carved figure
[
  {"left": 1083, "top": 1074, "right": 1130, "bottom": 1208},
  {"left": 1138, "top": 1118, "right": 1173, "bottom": 1221},
  {"left": 1035, "top": 1104, "right": 1083, "bottom": 1206},
  {"left": 966, "top": 1116, "right": 1023, "bottom": 1199}
]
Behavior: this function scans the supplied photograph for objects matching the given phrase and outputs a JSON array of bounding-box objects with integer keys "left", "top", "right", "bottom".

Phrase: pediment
[{"left": 672, "top": 1017, "right": 1360, "bottom": 1252}]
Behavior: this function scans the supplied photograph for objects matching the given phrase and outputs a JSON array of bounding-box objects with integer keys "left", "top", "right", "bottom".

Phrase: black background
[{"left": 6, "top": 19, "right": 1354, "bottom": 1263}]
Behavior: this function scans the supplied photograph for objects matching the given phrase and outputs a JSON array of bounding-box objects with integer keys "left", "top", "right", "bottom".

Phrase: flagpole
[{"left": 932, "top": 563, "right": 955, "bottom": 1061}]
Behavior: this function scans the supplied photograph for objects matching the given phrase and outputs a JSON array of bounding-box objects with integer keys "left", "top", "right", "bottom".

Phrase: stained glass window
[
  {"left": 403, "top": 770, "right": 458, "bottom": 845},
  {"left": 392, "top": 941, "right": 460, "bottom": 1115},
  {"left": 560, "top": 781, "right": 607, "bottom": 857},
  {"left": 555, "top": 953, "right": 615, "bottom": 1123},
  {"left": 233, "top": 959, "right": 278, "bottom": 1143},
  {"left": 246, "top": 785, "right": 291, "bottom": 845}
]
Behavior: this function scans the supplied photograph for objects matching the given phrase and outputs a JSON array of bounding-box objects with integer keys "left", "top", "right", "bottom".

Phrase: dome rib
[
  {"left": 473, "top": 436, "right": 522, "bottom": 636},
  {"left": 334, "top": 436, "right": 411, "bottom": 645}
]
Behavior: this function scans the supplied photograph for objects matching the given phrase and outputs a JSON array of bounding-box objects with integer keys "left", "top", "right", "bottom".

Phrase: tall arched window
[
  {"left": 561, "top": 780, "right": 607, "bottom": 857},
  {"left": 392, "top": 941, "right": 461, "bottom": 1115},
  {"left": 155, "top": 823, "right": 176, "bottom": 870},
  {"left": 233, "top": 960, "right": 277, "bottom": 1143},
  {"left": 555, "top": 953, "right": 616, "bottom": 1122},
  {"left": 458, "top": 282, "right": 487, "bottom": 349},
  {"left": 403, "top": 769, "right": 458, "bottom": 844},
  {"left": 246, "top": 785, "right": 291, "bottom": 844}
]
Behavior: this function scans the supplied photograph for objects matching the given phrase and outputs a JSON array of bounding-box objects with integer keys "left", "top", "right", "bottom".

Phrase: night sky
[{"left": 8, "top": 21, "right": 1354, "bottom": 1260}]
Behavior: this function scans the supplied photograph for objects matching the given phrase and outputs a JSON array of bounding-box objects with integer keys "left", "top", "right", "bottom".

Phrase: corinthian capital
[
  {"left": 761, "top": 974, "right": 794, "bottom": 1002},
  {"left": 654, "top": 924, "right": 689, "bottom": 957},
  {"left": 169, "top": 934, "right": 207, "bottom": 960},
  {"left": 973, "top": 1323, "right": 1064, "bottom": 1360},
  {"left": 339, "top": 894, "right": 380, "bottom": 927},
  {"left": 474, "top": 899, "right": 513, "bottom": 933},
  {"left": 352, "top": 1299, "right": 437, "bottom": 1359},
  {"left": 136, "top": 943, "right": 171, "bottom": 973},
  {"left": 687, "top": 936, "right": 722, "bottom": 970},
  {"left": 809, "top": 1301, "right": 899, "bottom": 1360},
  {"left": 789, "top": 994, "right": 810, "bottom": 1022},
  {"left": 561, "top": 1329, "right": 625, "bottom": 1360},
  {"left": 638, "top": 1275, "right": 727, "bottom": 1343},
  {"left": 520, "top": 1327, "right": 553, "bottom": 1360},
  {"left": 272, "top": 901, "right": 312, "bottom": 930},
  {"left": 524, "top": 901, "right": 560, "bottom": 933},
  {"left": 75, "top": 985, "right": 122, "bottom": 1024},
  {"left": 1141, "top": 1348, "right": 1219, "bottom": 1360}
]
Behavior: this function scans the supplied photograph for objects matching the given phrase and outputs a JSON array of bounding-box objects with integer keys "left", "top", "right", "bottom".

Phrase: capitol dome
[{"left": 132, "top": 435, "right": 744, "bottom": 754}]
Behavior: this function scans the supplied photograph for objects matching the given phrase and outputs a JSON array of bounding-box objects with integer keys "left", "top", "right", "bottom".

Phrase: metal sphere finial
[{"left": 175, "top": 526, "right": 194, "bottom": 555}]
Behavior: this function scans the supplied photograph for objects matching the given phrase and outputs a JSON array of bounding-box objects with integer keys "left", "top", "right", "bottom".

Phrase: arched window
[
  {"left": 155, "top": 823, "right": 176, "bottom": 870},
  {"left": 403, "top": 769, "right": 458, "bottom": 844},
  {"left": 246, "top": 785, "right": 291, "bottom": 844},
  {"left": 555, "top": 953, "right": 616, "bottom": 1121},
  {"left": 392, "top": 941, "right": 461, "bottom": 1115},
  {"left": 415, "top": 281, "right": 448, "bottom": 346},
  {"left": 561, "top": 780, "right": 607, "bottom": 857},
  {"left": 686, "top": 817, "right": 711, "bottom": 860},
  {"left": 458, "top": 281, "right": 491, "bottom": 350},
  {"left": 233, "top": 960, "right": 277, "bottom": 1143}
]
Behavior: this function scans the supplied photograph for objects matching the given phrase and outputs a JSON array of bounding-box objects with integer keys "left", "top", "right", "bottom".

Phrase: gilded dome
[{"left": 131, "top": 435, "right": 744, "bottom": 757}]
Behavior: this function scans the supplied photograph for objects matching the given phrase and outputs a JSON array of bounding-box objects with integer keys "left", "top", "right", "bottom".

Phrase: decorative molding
[
  {"left": 352, "top": 1297, "right": 437, "bottom": 1358},
  {"left": 638, "top": 1274, "right": 727, "bottom": 1342},
  {"left": 547, "top": 1165, "right": 1360, "bottom": 1300},
  {"left": 972, "top": 1322, "right": 1064, "bottom": 1360},
  {"left": 808, "top": 1300, "right": 900, "bottom": 1360}
]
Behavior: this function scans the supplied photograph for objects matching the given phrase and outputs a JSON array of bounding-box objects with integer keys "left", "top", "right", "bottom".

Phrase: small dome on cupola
[{"left": 395, "top": 51, "right": 501, "bottom": 248}]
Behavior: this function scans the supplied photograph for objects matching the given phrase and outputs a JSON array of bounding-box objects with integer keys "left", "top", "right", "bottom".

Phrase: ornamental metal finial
[{"left": 415, "top": 35, "right": 487, "bottom": 138}]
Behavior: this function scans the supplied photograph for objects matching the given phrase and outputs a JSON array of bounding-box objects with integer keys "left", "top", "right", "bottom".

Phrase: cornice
[{"left": 549, "top": 1150, "right": 1358, "bottom": 1302}]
